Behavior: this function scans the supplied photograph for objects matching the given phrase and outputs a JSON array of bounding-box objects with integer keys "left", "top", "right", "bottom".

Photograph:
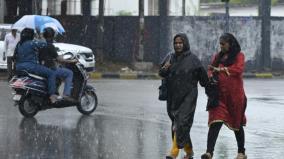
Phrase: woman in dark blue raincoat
[{"left": 159, "top": 33, "right": 209, "bottom": 159}]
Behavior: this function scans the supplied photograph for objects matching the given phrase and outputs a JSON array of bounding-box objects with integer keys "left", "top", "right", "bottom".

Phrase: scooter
[{"left": 9, "top": 52, "right": 98, "bottom": 117}]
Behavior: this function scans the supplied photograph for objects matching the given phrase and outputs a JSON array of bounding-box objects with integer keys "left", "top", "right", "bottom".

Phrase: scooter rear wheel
[
  {"left": 77, "top": 90, "right": 98, "bottom": 115},
  {"left": 19, "top": 97, "right": 38, "bottom": 118}
]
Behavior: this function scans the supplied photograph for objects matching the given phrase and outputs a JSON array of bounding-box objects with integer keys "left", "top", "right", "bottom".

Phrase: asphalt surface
[{"left": 0, "top": 79, "right": 283, "bottom": 159}]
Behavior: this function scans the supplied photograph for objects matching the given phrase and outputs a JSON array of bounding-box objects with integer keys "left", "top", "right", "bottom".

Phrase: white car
[
  {"left": 0, "top": 24, "right": 95, "bottom": 72},
  {"left": 54, "top": 42, "right": 95, "bottom": 72}
]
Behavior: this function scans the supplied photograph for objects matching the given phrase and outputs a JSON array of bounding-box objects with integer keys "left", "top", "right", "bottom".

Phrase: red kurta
[{"left": 207, "top": 52, "right": 247, "bottom": 130}]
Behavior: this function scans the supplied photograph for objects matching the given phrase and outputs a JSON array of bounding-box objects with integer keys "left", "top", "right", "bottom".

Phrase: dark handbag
[
  {"left": 158, "top": 53, "right": 174, "bottom": 101},
  {"left": 158, "top": 78, "right": 167, "bottom": 101},
  {"left": 205, "top": 75, "right": 219, "bottom": 110}
]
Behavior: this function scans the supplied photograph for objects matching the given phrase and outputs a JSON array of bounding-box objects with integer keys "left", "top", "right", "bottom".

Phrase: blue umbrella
[{"left": 12, "top": 15, "right": 65, "bottom": 34}]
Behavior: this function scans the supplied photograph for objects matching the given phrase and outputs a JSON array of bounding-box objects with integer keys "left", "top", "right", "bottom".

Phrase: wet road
[{"left": 0, "top": 79, "right": 283, "bottom": 159}]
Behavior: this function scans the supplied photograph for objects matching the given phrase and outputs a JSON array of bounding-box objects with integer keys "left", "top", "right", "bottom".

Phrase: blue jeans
[
  {"left": 16, "top": 62, "right": 57, "bottom": 95},
  {"left": 55, "top": 68, "right": 73, "bottom": 96}
]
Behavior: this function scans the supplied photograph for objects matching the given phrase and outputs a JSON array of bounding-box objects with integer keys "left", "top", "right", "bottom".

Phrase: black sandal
[{"left": 201, "top": 152, "right": 212, "bottom": 159}]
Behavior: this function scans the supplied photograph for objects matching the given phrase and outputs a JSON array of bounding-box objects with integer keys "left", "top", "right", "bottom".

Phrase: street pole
[
  {"left": 258, "top": 0, "right": 271, "bottom": 71},
  {"left": 97, "top": 0, "right": 105, "bottom": 61},
  {"left": 224, "top": 0, "right": 230, "bottom": 32},
  {"left": 137, "top": 0, "right": 144, "bottom": 61},
  {"left": 82, "top": 0, "right": 91, "bottom": 16},
  {"left": 0, "top": 0, "right": 4, "bottom": 23},
  {"left": 61, "top": 0, "right": 67, "bottom": 15},
  {"left": 182, "top": 0, "right": 185, "bottom": 16},
  {"left": 159, "top": 0, "right": 169, "bottom": 59},
  {"left": 33, "top": 0, "right": 41, "bottom": 15},
  {"left": 134, "top": 0, "right": 153, "bottom": 71}
]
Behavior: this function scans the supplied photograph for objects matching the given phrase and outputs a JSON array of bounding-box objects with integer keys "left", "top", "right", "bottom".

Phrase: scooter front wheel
[
  {"left": 77, "top": 90, "right": 98, "bottom": 115},
  {"left": 19, "top": 96, "right": 38, "bottom": 118}
]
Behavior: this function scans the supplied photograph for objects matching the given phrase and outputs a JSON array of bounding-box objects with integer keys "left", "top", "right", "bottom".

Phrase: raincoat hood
[{"left": 173, "top": 33, "right": 191, "bottom": 53}]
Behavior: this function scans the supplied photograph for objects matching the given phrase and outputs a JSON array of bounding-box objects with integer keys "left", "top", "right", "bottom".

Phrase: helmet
[
  {"left": 20, "top": 28, "right": 34, "bottom": 41},
  {"left": 43, "top": 27, "right": 55, "bottom": 39}
]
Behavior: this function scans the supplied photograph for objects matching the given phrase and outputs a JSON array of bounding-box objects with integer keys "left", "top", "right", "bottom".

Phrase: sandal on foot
[
  {"left": 184, "top": 152, "right": 194, "bottom": 159},
  {"left": 201, "top": 152, "right": 212, "bottom": 159},
  {"left": 50, "top": 95, "right": 61, "bottom": 104},
  {"left": 235, "top": 153, "right": 247, "bottom": 159},
  {"left": 166, "top": 155, "right": 176, "bottom": 159}
]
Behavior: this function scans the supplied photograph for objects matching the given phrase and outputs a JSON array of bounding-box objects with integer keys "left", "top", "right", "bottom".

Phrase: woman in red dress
[{"left": 201, "top": 33, "right": 247, "bottom": 159}]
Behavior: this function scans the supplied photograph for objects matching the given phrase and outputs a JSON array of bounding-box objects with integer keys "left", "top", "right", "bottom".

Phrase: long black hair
[{"left": 213, "top": 33, "right": 241, "bottom": 66}]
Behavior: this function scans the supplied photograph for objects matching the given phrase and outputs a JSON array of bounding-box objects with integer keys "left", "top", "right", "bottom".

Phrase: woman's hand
[
  {"left": 208, "top": 65, "right": 220, "bottom": 72},
  {"left": 208, "top": 65, "right": 230, "bottom": 76},
  {"left": 162, "top": 61, "right": 171, "bottom": 70}
]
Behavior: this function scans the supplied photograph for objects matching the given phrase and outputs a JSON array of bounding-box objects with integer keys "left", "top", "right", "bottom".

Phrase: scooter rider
[
  {"left": 13, "top": 28, "right": 59, "bottom": 103},
  {"left": 39, "top": 27, "right": 77, "bottom": 101}
]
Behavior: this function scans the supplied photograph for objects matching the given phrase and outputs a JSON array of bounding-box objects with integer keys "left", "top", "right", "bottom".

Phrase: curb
[
  {"left": 90, "top": 72, "right": 275, "bottom": 79},
  {"left": 243, "top": 73, "right": 273, "bottom": 78},
  {"left": 89, "top": 72, "right": 160, "bottom": 79},
  {"left": 255, "top": 73, "right": 273, "bottom": 78}
]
